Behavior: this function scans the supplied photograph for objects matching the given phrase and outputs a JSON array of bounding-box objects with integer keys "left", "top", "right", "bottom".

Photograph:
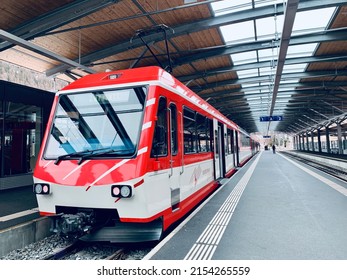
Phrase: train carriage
[{"left": 33, "top": 66, "right": 258, "bottom": 242}]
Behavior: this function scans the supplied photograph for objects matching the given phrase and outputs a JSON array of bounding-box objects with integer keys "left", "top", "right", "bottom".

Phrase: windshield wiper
[
  {"left": 54, "top": 147, "right": 134, "bottom": 165},
  {"left": 77, "top": 148, "right": 134, "bottom": 165},
  {"left": 54, "top": 150, "right": 93, "bottom": 165}
]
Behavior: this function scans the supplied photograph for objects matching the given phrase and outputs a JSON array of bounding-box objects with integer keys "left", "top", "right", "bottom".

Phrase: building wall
[
  {"left": 0, "top": 61, "right": 68, "bottom": 92},
  {"left": 0, "top": 80, "right": 54, "bottom": 190}
]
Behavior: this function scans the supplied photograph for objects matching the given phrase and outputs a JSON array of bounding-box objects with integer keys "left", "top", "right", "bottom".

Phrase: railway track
[
  {"left": 43, "top": 240, "right": 128, "bottom": 260},
  {"left": 43, "top": 241, "right": 82, "bottom": 260},
  {"left": 39, "top": 236, "right": 153, "bottom": 260},
  {"left": 106, "top": 249, "right": 126, "bottom": 260},
  {"left": 281, "top": 151, "right": 347, "bottom": 182}
]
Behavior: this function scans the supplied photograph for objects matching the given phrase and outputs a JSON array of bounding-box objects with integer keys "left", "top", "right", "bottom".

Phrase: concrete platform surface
[{"left": 146, "top": 151, "right": 347, "bottom": 260}]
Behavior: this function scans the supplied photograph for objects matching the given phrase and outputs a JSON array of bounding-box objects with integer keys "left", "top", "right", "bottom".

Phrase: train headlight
[
  {"left": 33, "top": 183, "right": 50, "bottom": 195},
  {"left": 120, "top": 186, "right": 131, "bottom": 198},
  {"left": 111, "top": 185, "right": 132, "bottom": 198},
  {"left": 112, "top": 186, "right": 120, "bottom": 197}
]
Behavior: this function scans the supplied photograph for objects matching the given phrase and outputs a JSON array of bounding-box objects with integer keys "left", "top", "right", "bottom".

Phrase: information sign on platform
[{"left": 259, "top": 115, "right": 283, "bottom": 122}]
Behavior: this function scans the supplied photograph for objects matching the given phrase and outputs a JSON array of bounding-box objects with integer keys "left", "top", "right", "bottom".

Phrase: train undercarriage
[{"left": 50, "top": 207, "right": 163, "bottom": 243}]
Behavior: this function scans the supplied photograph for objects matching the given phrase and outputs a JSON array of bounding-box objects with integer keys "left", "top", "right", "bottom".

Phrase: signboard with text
[{"left": 259, "top": 115, "right": 283, "bottom": 122}]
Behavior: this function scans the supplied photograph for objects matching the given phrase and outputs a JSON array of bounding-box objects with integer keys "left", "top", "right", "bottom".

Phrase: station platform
[
  {"left": 145, "top": 150, "right": 347, "bottom": 260},
  {"left": 0, "top": 185, "right": 39, "bottom": 230}
]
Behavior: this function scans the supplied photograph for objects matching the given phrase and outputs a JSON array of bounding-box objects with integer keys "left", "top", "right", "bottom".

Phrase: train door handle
[{"left": 169, "top": 160, "right": 174, "bottom": 177}]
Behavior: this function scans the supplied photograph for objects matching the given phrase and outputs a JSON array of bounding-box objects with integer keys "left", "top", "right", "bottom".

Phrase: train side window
[
  {"left": 224, "top": 128, "right": 229, "bottom": 156},
  {"left": 183, "top": 107, "right": 197, "bottom": 154},
  {"left": 208, "top": 118, "right": 213, "bottom": 152},
  {"left": 197, "top": 113, "right": 208, "bottom": 153},
  {"left": 151, "top": 97, "right": 168, "bottom": 157},
  {"left": 227, "top": 129, "right": 233, "bottom": 154},
  {"left": 204, "top": 117, "right": 211, "bottom": 152},
  {"left": 169, "top": 103, "right": 178, "bottom": 155}
]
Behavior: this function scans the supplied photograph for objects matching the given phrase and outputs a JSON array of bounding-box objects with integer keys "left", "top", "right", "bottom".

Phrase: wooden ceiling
[{"left": 1, "top": 0, "right": 346, "bottom": 135}]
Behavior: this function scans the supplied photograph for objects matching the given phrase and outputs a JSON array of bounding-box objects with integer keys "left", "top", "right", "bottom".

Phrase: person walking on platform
[{"left": 272, "top": 145, "right": 276, "bottom": 154}]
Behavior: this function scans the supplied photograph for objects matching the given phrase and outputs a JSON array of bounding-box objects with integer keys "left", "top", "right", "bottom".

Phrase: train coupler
[{"left": 51, "top": 212, "right": 95, "bottom": 238}]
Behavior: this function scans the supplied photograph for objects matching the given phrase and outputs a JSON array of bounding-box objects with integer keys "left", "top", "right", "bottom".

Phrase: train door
[
  {"left": 231, "top": 129, "right": 236, "bottom": 167},
  {"left": 168, "top": 102, "right": 181, "bottom": 211},
  {"left": 222, "top": 124, "right": 227, "bottom": 175},
  {"left": 151, "top": 97, "right": 181, "bottom": 211},
  {"left": 235, "top": 130, "right": 240, "bottom": 166},
  {"left": 151, "top": 96, "right": 169, "bottom": 173},
  {"left": 213, "top": 119, "right": 225, "bottom": 179}
]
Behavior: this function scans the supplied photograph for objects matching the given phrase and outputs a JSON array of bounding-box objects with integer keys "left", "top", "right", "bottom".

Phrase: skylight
[
  {"left": 220, "top": 21, "right": 255, "bottom": 44},
  {"left": 286, "top": 44, "right": 318, "bottom": 58},
  {"left": 259, "top": 66, "right": 274, "bottom": 76},
  {"left": 280, "top": 78, "right": 300, "bottom": 84},
  {"left": 212, "top": 0, "right": 287, "bottom": 15},
  {"left": 254, "top": 0, "right": 285, "bottom": 8},
  {"left": 257, "top": 49, "right": 278, "bottom": 63},
  {"left": 282, "top": 63, "right": 307, "bottom": 74},
  {"left": 255, "top": 15, "right": 284, "bottom": 40},
  {"left": 231, "top": 51, "right": 257, "bottom": 65},
  {"left": 292, "top": 7, "right": 336, "bottom": 35},
  {"left": 211, "top": 0, "right": 252, "bottom": 16},
  {"left": 242, "top": 82, "right": 261, "bottom": 88},
  {"left": 237, "top": 68, "right": 259, "bottom": 79},
  {"left": 244, "top": 90, "right": 262, "bottom": 95},
  {"left": 210, "top": 1, "right": 338, "bottom": 134}
]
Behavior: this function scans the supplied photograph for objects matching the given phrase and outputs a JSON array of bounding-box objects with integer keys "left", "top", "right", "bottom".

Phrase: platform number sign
[{"left": 259, "top": 116, "right": 283, "bottom": 122}]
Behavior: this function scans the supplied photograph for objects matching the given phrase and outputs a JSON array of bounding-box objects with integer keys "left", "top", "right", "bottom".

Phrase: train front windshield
[{"left": 44, "top": 86, "right": 147, "bottom": 162}]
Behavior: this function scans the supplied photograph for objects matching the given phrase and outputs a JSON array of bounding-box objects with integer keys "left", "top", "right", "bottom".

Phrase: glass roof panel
[
  {"left": 243, "top": 82, "right": 261, "bottom": 88},
  {"left": 244, "top": 91, "right": 262, "bottom": 95},
  {"left": 287, "top": 43, "right": 318, "bottom": 58},
  {"left": 292, "top": 7, "right": 336, "bottom": 35},
  {"left": 247, "top": 96, "right": 263, "bottom": 101},
  {"left": 221, "top": 21, "right": 255, "bottom": 44},
  {"left": 237, "top": 68, "right": 259, "bottom": 78},
  {"left": 276, "top": 94, "right": 293, "bottom": 98},
  {"left": 248, "top": 101, "right": 264, "bottom": 106},
  {"left": 258, "top": 48, "right": 278, "bottom": 62},
  {"left": 211, "top": 0, "right": 252, "bottom": 16},
  {"left": 254, "top": 0, "right": 286, "bottom": 8},
  {"left": 260, "top": 81, "right": 272, "bottom": 87},
  {"left": 282, "top": 63, "right": 307, "bottom": 73},
  {"left": 278, "top": 87, "right": 295, "bottom": 92},
  {"left": 231, "top": 51, "right": 257, "bottom": 65},
  {"left": 274, "top": 100, "right": 290, "bottom": 104},
  {"left": 255, "top": 15, "right": 284, "bottom": 40},
  {"left": 259, "top": 66, "right": 274, "bottom": 76},
  {"left": 280, "top": 78, "right": 299, "bottom": 84}
]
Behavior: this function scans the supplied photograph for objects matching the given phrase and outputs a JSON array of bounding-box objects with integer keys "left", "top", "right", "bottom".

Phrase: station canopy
[{"left": 1, "top": 0, "right": 346, "bottom": 137}]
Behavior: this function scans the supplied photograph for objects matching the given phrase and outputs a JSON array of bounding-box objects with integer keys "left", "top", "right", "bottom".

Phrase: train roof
[{"left": 59, "top": 66, "right": 240, "bottom": 131}]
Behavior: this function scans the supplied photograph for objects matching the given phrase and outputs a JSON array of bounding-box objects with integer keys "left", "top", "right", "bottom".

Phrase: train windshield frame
[{"left": 44, "top": 86, "right": 147, "bottom": 161}]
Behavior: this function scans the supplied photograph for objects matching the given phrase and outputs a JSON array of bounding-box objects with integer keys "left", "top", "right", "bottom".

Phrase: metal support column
[
  {"left": 317, "top": 128, "right": 322, "bottom": 152},
  {"left": 337, "top": 123, "right": 343, "bottom": 154},
  {"left": 294, "top": 136, "right": 297, "bottom": 150},
  {"left": 326, "top": 126, "right": 331, "bottom": 153},
  {"left": 311, "top": 132, "right": 315, "bottom": 152}
]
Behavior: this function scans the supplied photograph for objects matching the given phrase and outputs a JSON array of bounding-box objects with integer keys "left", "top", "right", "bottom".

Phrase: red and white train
[{"left": 33, "top": 66, "right": 259, "bottom": 242}]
